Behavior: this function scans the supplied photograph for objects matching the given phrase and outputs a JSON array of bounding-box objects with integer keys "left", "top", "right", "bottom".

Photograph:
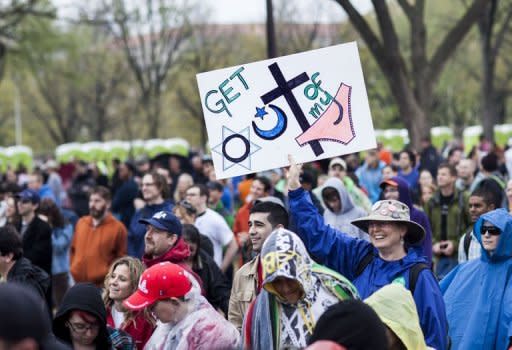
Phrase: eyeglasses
[
  {"left": 481, "top": 225, "right": 501, "bottom": 236},
  {"left": 141, "top": 182, "right": 156, "bottom": 187},
  {"left": 19, "top": 198, "right": 32, "bottom": 204},
  {"left": 67, "top": 321, "right": 100, "bottom": 334}
]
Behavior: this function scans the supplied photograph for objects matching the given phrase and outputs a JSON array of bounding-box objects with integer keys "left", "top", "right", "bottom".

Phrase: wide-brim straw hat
[{"left": 351, "top": 200, "right": 425, "bottom": 245}]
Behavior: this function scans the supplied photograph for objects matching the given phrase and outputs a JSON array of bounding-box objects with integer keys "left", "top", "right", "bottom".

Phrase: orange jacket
[
  {"left": 70, "top": 213, "right": 127, "bottom": 286},
  {"left": 233, "top": 202, "right": 252, "bottom": 238}
]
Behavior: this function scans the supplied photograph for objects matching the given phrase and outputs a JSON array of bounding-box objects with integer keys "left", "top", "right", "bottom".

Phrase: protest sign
[{"left": 196, "top": 41, "right": 376, "bottom": 179}]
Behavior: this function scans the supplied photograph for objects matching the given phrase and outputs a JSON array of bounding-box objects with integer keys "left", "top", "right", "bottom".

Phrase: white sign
[{"left": 196, "top": 42, "right": 376, "bottom": 179}]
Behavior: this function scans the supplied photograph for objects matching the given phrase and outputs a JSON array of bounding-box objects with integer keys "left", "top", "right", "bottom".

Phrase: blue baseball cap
[
  {"left": 15, "top": 189, "right": 40, "bottom": 204},
  {"left": 139, "top": 211, "right": 182, "bottom": 236}
]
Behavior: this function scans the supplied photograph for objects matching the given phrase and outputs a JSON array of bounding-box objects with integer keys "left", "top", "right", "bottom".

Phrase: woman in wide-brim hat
[{"left": 286, "top": 155, "right": 448, "bottom": 350}]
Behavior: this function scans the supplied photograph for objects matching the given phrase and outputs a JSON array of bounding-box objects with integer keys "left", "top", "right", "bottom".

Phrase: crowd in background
[{"left": 0, "top": 133, "right": 511, "bottom": 349}]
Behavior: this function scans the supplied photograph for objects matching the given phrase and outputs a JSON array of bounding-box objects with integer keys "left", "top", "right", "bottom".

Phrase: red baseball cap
[
  {"left": 379, "top": 179, "right": 398, "bottom": 190},
  {"left": 123, "top": 262, "right": 192, "bottom": 311}
]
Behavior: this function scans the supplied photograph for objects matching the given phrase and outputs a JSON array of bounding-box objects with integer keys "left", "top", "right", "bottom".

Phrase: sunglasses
[{"left": 481, "top": 225, "right": 501, "bottom": 236}]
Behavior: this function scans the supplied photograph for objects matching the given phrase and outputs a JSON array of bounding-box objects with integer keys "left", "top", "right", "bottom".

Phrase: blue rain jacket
[
  {"left": 289, "top": 188, "right": 448, "bottom": 350},
  {"left": 440, "top": 209, "right": 512, "bottom": 350}
]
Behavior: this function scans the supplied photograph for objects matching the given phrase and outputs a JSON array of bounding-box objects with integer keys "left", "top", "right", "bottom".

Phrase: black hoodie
[
  {"left": 53, "top": 283, "right": 111, "bottom": 350},
  {"left": 8, "top": 257, "right": 51, "bottom": 312}
]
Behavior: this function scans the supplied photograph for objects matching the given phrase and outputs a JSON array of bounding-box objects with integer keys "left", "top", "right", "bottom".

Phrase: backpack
[{"left": 355, "top": 251, "right": 429, "bottom": 294}]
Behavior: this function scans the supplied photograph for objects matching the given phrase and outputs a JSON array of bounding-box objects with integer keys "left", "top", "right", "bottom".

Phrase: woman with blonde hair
[{"left": 103, "top": 257, "right": 155, "bottom": 350}]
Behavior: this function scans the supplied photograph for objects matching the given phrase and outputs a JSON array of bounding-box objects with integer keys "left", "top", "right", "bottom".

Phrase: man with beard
[{"left": 70, "top": 186, "right": 127, "bottom": 287}]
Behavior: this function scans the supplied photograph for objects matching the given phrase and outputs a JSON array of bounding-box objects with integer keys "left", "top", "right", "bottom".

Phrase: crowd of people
[{"left": 0, "top": 135, "right": 511, "bottom": 349}]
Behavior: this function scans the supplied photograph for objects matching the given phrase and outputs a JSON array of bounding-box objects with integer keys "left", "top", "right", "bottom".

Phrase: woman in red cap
[{"left": 123, "top": 262, "right": 240, "bottom": 350}]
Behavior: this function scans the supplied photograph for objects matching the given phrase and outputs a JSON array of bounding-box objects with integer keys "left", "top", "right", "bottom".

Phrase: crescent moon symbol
[{"left": 252, "top": 104, "right": 288, "bottom": 140}]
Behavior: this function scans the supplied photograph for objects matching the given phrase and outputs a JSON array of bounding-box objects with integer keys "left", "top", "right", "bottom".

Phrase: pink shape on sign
[{"left": 295, "top": 83, "right": 355, "bottom": 147}]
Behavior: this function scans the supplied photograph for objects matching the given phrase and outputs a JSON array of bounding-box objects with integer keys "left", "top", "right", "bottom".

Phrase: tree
[
  {"left": 331, "top": 0, "right": 490, "bottom": 149},
  {"left": 104, "top": 0, "right": 194, "bottom": 138},
  {"left": 266, "top": 0, "right": 277, "bottom": 58},
  {"left": 478, "top": 0, "right": 512, "bottom": 141},
  {"left": 274, "top": 0, "right": 339, "bottom": 56},
  {"left": 174, "top": 20, "right": 253, "bottom": 147},
  {"left": 17, "top": 19, "right": 131, "bottom": 146},
  {"left": 0, "top": 0, "right": 55, "bottom": 80}
]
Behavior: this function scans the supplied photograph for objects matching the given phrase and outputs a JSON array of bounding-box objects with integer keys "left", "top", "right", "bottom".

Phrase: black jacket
[
  {"left": 68, "top": 173, "right": 96, "bottom": 217},
  {"left": 111, "top": 178, "right": 139, "bottom": 228},
  {"left": 53, "top": 283, "right": 111, "bottom": 350},
  {"left": 8, "top": 257, "right": 51, "bottom": 311},
  {"left": 21, "top": 216, "right": 52, "bottom": 275},
  {"left": 194, "top": 250, "right": 231, "bottom": 315}
]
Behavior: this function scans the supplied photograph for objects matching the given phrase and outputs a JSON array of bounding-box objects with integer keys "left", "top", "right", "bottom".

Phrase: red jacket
[
  {"left": 142, "top": 238, "right": 205, "bottom": 294},
  {"left": 106, "top": 307, "right": 154, "bottom": 350}
]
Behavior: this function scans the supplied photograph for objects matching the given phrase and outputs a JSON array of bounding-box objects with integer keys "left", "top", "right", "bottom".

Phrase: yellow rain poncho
[{"left": 365, "top": 284, "right": 429, "bottom": 350}]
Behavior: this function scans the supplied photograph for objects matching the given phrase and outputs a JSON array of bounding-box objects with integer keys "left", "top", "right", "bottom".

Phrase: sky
[{"left": 55, "top": 0, "right": 373, "bottom": 24}]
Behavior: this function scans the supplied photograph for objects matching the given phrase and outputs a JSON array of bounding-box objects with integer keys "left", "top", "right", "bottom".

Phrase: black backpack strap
[
  {"left": 463, "top": 231, "right": 472, "bottom": 259},
  {"left": 355, "top": 251, "right": 374, "bottom": 277},
  {"left": 409, "top": 263, "right": 430, "bottom": 294}
]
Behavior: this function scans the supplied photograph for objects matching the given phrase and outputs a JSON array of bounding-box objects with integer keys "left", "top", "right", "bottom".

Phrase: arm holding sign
[{"left": 287, "top": 155, "right": 371, "bottom": 280}]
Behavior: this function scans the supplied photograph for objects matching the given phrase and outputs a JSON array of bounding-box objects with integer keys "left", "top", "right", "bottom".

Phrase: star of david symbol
[{"left": 212, "top": 126, "right": 262, "bottom": 171}]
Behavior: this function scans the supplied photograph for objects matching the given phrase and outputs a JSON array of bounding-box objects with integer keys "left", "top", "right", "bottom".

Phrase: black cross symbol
[{"left": 260, "top": 62, "right": 324, "bottom": 156}]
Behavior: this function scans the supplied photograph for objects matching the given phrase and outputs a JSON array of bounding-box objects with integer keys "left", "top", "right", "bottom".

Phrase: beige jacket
[{"left": 228, "top": 256, "right": 259, "bottom": 331}]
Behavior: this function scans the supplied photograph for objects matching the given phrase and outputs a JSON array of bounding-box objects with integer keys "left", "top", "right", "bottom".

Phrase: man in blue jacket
[{"left": 287, "top": 156, "right": 448, "bottom": 350}]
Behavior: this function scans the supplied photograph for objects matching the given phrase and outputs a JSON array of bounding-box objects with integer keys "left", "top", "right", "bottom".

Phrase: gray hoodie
[{"left": 321, "top": 177, "right": 369, "bottom": 240}]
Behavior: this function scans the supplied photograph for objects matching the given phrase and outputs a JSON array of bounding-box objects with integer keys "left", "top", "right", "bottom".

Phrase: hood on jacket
[
  {"left": 53, "top": 283, "right": 110, "bottom": 350},
  {"left": 260, "top": 228, "right": 314, "bottom": 303},
  {"left": 365, "top": 284, "right": 428, "bottom": 350},
  {"left": 473, "top": 208, "right": 512, "bottom": 262},
  {"left": 380, "top": 176, "right": 413, "bottom": 209},
  {"left": 321, "top": 177, "right": 355, "bottom": 215},
  {"left": 142, "top": 237, "right": 190, "bottom": 267},
  {"left": 8, "top": 257, "right": 50, "bottom": 296}
]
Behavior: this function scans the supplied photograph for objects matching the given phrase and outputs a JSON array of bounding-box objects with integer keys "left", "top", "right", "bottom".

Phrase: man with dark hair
[
  {"left": 458, "top": 178, "right": 503, "bottom": 263},
  {"left": 0, "top": 225, "right": 51, "bottom": 311},
  {"left": 233, "top": 176, "right": 271, "bottom": 263},
  {"left": 15, "top": 189, "right": 53, "bottom": 275},
  {"left": 70, "top": 186, "right": 127, "bottom": 286},
  {"left": 228, "top": 200, "right": 289, "bottom": 331},
  {"left": 447, "top": 147, "right": 463, "bottom": 167},
  {"left": 425, "top": 163, "right": 470, "bottom": 279},
  {"left": 470, "top": 152, "right": 506, "bottom": 192},
  {"left": 398, "top": 149, "right": 420, "bottom": 192},
  {"left": 419, "top": 135, "right": 441, "bottom": 178},
  {"left": 207, "top": 181, "right": 234, "bottom": 228},
  {"left": 186, "top": 184, "right": 238, "bottom": 273}
]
